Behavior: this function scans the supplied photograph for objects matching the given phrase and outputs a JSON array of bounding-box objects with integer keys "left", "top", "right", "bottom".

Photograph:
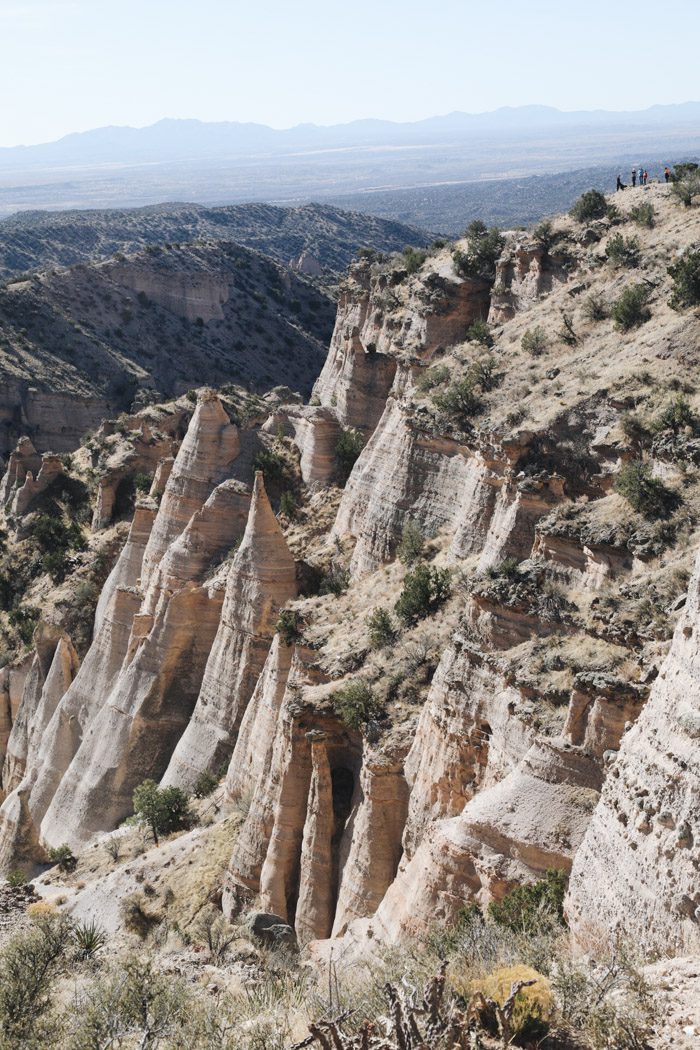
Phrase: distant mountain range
[
  {"left": 0, "top": 103, "right": 699, "bottom": 224},
  {"left": 3, "top": 103, "right": 700, "bottom": 165}
]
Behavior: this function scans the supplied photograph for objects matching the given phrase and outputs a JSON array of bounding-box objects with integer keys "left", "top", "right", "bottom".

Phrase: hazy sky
[{"left": 1, "top": 0, "right": 699, "bottom": 147}]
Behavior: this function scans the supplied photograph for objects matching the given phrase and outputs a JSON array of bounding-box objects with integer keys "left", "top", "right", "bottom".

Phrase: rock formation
[
  {"left": 567, "top": 550, "right": 700, "bottom": 956},
  {"left": 162, "top": 472, "right": 296, "bottom": 789}
]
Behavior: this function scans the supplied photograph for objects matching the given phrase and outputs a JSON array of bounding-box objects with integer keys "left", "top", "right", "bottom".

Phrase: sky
[{"left": 1, "top": 0, "right": 699, "bottom": 147}]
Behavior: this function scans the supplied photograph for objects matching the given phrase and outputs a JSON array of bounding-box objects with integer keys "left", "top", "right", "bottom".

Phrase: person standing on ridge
[
  {"left": 643, "top": 169, "right": 649, "bottom": 185},
  {"left": 632, "top": 168, "right": 637, "bottom": 187},
  {"left": 616, "top": 174, "right": 625, "bottom": 190},
  {"left": 638, "top": 167, "right": 644, "bottom": 186},
  {"left": 665, "top": 166, "right": 671, "bottom": 183}
]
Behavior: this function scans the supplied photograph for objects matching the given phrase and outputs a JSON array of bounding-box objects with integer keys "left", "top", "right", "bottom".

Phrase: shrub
[
  {"left": 279, "top": 490, "right": 297, "bottom": 517},
  {"left": 467, "top": 965, "right": 554, "bottom": 1043},
  {"left": 629, "top": 201, "right": 655, "bottom": 228},
  {"left": 335, "top": 428, "right": 364, "bottom": 484},
  {"left": 195, "top": 907, "right": 237, "bottom": 964},
  {"left": 366, "top": 607, "right": 398, "bottom": 649},
  {"left": 620, "top": 412, "right": 651, "bottom": 446},
  {"left": 533, "top": 219, "right": 554, "bottom": 251},
  {"left": 333, "top": 679, "right": 382, "bottom": 729},
  {"left": 133, "top": 472, "right": 152, "bottom": 494},
  {"left": 582, "top": 292, "right": 610, "bottom": 321},
  {"left": 669, "top": 248, "right": 700, "bottom": 309},
  {"left": 253, "top": 448, "right": 288, "bottom": 482},
  {"left": 453, "top": 224, "right": 504, "bottom": 281},
  {"left": 654, "top": 395, "right": 697, "bottom": 433},
  {"left": 612, "top": 283, "right": 651, "bottom": 331},
  {"left": 614, "top": 460, "right": 679, "bottom": 518},
  {"left": 605, "top": 232, "right": 640, "bottom": 268},
  {"left": 319, "top": 564, "right": 350, "bottom": 596},
  {"left": 402, "top": 246, "right": 427, "bottom": 275},
  {"left": 465, "top": 317, "right": 493, "bottom": 346},
  {"left": 0, "top": 914, "right": 72, "bottom": 1046},
  {"left": 132, "top": 780, "right": 192, "bottom": 845},
  {"left": 417, "top": 363, "right": 450, "bottom": 392},
  {"left": 397, "top": 519, "right": 425, "bottom": 565},
  {"left": 488, "top": 869, "right": 568, "bottom": 934},
  {"left": 469, "top": 355, "right": 501, "bottom": 392},
  {"left": 570, "top": 189, "right": 608, "bottom": 222},
  {"left": 670, "top": 162, "right": 700, "bottom": 207},
  {"left": 521, "top": 327, "right": 547, "bottom": 355},
  {"left": 6, "top": 871, "right": 28, "bottom": 890},
  {"left": 119, "top": 892, "right": 159, "bottom": 938},
  {"left": 395, "top": 564, "right": 451, "bottom": 625},
  {"left": 433, "top": 378, "right": 484, "bottom": 431},
  {"left": 276, "top": 608, "right": 301, "bottom": 645},
  {"left": 47, "top": 845, "right": 76, "bottom": 873},
  {"left": 104, "top": 838, "right": 121, "bottom": 863},
  {"left": 558, "top": 312, "right": 578, "bottom": 346},
  {"left": 192, "top": 769, "right": 220, "bottom": 799}
]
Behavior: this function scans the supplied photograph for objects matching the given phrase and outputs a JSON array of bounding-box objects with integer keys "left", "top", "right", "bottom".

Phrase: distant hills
[
  {"left": 1, "top": 104, "right": 699, "bottom": 223},
  {"left": 0, "top": 202, "right": 430, "bottom": 281}
]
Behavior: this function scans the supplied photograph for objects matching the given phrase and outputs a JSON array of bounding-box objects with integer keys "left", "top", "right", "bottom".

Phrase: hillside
[
  {"left": 1, "top": 179, "right": 700, "bottom": 1047},
  {"left": 0, "top": 201, "right": 431, "bottom": 282},
  {"left": 0, "top": 239, "right": 335, "bottom": 454}
]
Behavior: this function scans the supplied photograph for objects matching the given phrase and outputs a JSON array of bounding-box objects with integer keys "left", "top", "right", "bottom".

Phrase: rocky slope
[
  {"left": 1, "top": 181, "right": 699, "bottom": 992},
  {"left": 0, "top": 240, "right": 335, "bottom": 454}
]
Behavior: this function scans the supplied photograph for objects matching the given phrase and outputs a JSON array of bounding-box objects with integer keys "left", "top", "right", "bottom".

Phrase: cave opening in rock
[{"left": 331, "top": 766, "right": 355, "bottom": 837}]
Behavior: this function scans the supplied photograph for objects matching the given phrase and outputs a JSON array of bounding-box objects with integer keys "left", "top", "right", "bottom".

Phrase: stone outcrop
[
  {"left": 10, "top": 454, "right": 65, "bottom": 518},
  {"left": 1, "top": 625, "right": 72, "bottom": 794},
  {"left": 162, "top": 473, "right": 296, "bottom": 789},
  {"left": 488, "top": 241, "right": 568, "bottom": 324},
  {"left": 0, "top": 585, "right": 143, "bottom": 870},
  {"left": 285, "top": 406, "right": 341, "bottom": 487},
  {"left": 295, "top": 733, "right": 336, "bottom": 944},
  {"left": 139, "top": 389, "right": 240, "bottom": 591},
  {"left": 111, "top": 262, "right": 230, "bottom": 322},
  {"left": 0, "top": 437, "right": 42, "bottom": 506},
  {"left": 332, "top": 747, "right": 409, "bottom": 936},
  {"left": 567, "top": 552, "right": 700, "bottom": 956},
  {"left": 312, "top": 258, "right": 490, "bottom": 434}
]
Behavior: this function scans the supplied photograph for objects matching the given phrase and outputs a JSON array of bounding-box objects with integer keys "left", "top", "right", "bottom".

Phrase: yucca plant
[{"left": 73, "top": 919, "right": 108, "bottom": 959}]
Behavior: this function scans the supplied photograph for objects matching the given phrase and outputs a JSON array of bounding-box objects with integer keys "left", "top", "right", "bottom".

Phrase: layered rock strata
[{"left": 162, "top": 473, "right": 296, "bottom": 789}]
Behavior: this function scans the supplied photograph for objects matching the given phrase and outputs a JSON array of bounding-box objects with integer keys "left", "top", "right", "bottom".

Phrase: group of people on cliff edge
[{"left": 616, "top": 165, "right": 671, "bottom": 191}]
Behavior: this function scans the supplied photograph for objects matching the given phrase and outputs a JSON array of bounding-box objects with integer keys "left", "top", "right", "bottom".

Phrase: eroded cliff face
[
  {"left": 567, "top": 550, "right": 700, "bottom": 956},
  {"left": 2, "top": 185, "right": 699, "bottom": 971}
]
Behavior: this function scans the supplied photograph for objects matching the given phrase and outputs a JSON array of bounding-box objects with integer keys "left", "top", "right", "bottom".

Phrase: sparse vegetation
[
  {"left": 611, "top": 283, "right": 651, "bottom": 331},
  {"left": 192, "top": 769, "right": 220, "bottom": 799},
  {"left": 319, "top": 564, "right": 350, "bottom": 597},
  {"left": 395, "top": 564, "right": 451, "bottom": 625},
  {"left": 401, "top": 246, "right": 427, "bottom": 275}
]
